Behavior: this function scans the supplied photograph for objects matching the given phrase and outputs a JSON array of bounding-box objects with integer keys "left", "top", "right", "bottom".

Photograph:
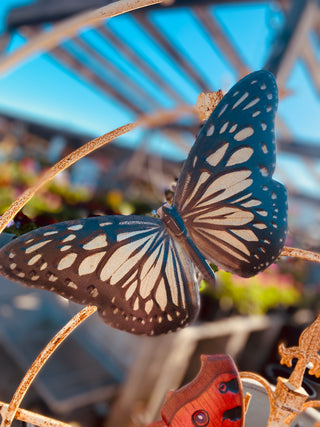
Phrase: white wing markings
[
  {"left": 196, "top": 170, "right": 253, "bottom": 207},
  {"left": 206, "top": 143, "right": 229, "bottom": 167},
  {"left": 78, "top": 251, "right": 106, "bottom": 276},
  {"left": 57, "top": 253, "right": 78, "bottom": 270},
  {"left": 100, "top": 234, "right": 152, "bottom": 283},
  {"left": 196, "top": 207, "right": 254, "bottom": 226},
  {"left": 83, "top": 234, "right": 108, "bottom": 249},
  {"left": 197, "top": 228, "right": 249, "bottom": 263},
  {"left": 25, "top": 240, "right": 52, "bottom": 254},
  {"left": 140, "top": 243, "right": 164, "bottom": 299},
  {"left": 226, "top": 147, "right": 254, "bottom": 167},
  {"left": 234, "top": 126, "right": 254, "bottom": 141}
]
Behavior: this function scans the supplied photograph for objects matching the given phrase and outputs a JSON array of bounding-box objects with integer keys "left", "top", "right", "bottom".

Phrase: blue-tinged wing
[
  {"left": 173, "top": 70, "right": 288, "bottom": 277},
  {"left": 0, "top": 216, "right": 199, "bottom": 335}
]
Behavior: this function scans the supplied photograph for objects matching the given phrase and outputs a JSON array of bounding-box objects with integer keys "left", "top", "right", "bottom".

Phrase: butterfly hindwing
[
  {"left": 0, "top": 216, "right": 200, "bottom": 335},
  {"left": 174, "top": 70, "right": 288, "bottom": 276}
]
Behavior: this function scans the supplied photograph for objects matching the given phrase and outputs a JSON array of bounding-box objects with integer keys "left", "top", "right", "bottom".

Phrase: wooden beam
[
  {"left": 289, "top": 191, "right": 320, "bottom": 208},
  {"left": 97, "top": 25, "right": 186, "bottom": 104},
  {"left": 300, "top": 35, "right": 320, "bottom": 95},
  {"left": 134, "top": 12, "right": 209, "bottom": 91},
  {"left": 265, "top": 0, "right": 319, "bottom": 86},
  {"left": 6, "top": 1, "right": 273, "bottom": 30},
  {"left": 278, "top": 138, "right": 320, "bottom": 159},
  {"left": 20, "top": 25, "right": 143, "bottom": 115},
  {"left": 72, "top": 35, "right": 161, "bottom": 110},
  {"left": 50, "top": 44, "right": 144, "bottom": 115},
  {"left": 192, "top": 5, "right": 249, "bottom": 78}
]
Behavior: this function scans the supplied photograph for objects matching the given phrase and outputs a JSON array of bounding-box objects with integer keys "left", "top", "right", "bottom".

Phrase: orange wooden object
[{"left": 146, "top": 354, "right": 244, "bottom": 427}]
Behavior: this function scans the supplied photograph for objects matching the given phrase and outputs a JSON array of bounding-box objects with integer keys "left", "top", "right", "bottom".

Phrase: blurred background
[{"left": 0, "top": 0, "right": 319, "bottom": 426}]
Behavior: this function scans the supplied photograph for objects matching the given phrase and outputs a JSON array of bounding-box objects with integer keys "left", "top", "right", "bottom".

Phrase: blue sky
[{"left": 0, "top": 0, "right": 319, "bottom": 177}]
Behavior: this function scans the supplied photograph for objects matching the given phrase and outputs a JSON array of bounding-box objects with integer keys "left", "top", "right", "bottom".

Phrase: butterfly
[
  {"left": 146, "top": 354, "right": 244, "bottom": 427},
  {"left": 0, "top": 70, "right": 287, "bottom": 336}
]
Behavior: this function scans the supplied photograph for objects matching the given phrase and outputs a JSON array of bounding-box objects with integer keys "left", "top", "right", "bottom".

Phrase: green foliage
[{"left": 200, "top": 264, "right": 302, "bottom": 316}]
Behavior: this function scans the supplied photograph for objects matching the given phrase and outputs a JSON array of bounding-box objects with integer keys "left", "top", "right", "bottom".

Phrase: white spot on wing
[
  {"left": 25, "top": 240, "right": 52, "bottom": 254},
  {"left": 234, "top": 126, "right": 254, "bottom": 141},
  {"left": 229, "top": 124, "right": 238, "bottom": 133},
  {"left": 145, "top": 300, "right": 153, "bottom": 314},
  {"left": 219, "top": 121, "right": 229, "bottom": 134},
  {"left": 133, "top": 298, "right": 139, "bottom": 311},
  {"left": 155, "top": 278, "right": 167, "bottom": 311},
  {"left": 206, "top": 143, "right": 229, "bottom": 167},
  {"left": 140, "top": 244, "right": 164, "bottom": 298},
  {"left": 99, "top": 221, "right": 112, "bottom": 227},
  {"left": 40, "top": 262, "right": 47, "bottom": 270},
  {"left": 83, "top": 234, "right": 108, "bottom": 250},
  {"left": 68, "top": 224, "right": 83, "bottom": 231},
  {"left": 206, "top": 124, "right": 214, "bottom": 136},
  {"left": 232, "top": 92, "right": 249, "bottom": 109},
  {"left": 241, "top": 199, "right": 262, "bottom": 208},
  {"left": 62, "top": 234, "right": 76, "bottom": 243},
  {"left": 230, "top": 229, "right": 259, "bottom": 242},
  {"left": 57, "top": 253, "right": 77, "bottom": 270},
  {"left": 125, "top": 281, "right": 137, "bottom": 300},
  {"left": 67, "top": 281, "right": 78, "bottom": 290},
  {"left": 226, "top": 147, "right": 254, "bottom": 167},
  {"left": 43, "top": 230, "right": 58, "bottom": 236},
  {"left": 218, "top": 103, "right": 228, "bottom": 117},
  {"left": 243, "top": 97, "right": 260, "bottom": 110},
  {"left": 78, "top": 251, "right": 106, "bottom": 276},
  {"left": 165, "top": 247, "right": 179, "bottom": 307},
  {"left": 253, "top": 223, "right": 267, "bottom": 229},
  {"left": 28, "top": 254, "right": 42, "bottom": 265}
]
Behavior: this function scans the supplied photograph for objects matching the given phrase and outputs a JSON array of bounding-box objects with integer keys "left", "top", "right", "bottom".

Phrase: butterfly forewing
[
  {"left": 174, "top": 70, "right": 288, "bottom": 276},
  {"left": 0, "top": 216, "right": 199, "bottom": 335}
]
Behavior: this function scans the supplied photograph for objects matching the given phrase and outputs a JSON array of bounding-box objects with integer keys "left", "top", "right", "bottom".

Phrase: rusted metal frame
[
  {"left": 97, "top": 25, "right": 186, "bottom": 104},
  {"left": 19, "top": 23, "right": 143, "bottom": 116},
  {"left": 72, "top": 34, "right": 161, "bottom": 110},
  {"left": 275, "top": 115, "right": 293, "bottom": 141},
  {"left": 289, "top": 191, "right": 320, "bottom": 208},
  {"left": 300, "top": 34, "right": 320, "bottom": 95},
  {"left": 192, "top": 5, "right": 249, "bottom": 78},
  {"left": 7, "top": 0, "right": 284, "bottom": 31},
  {"left": 277, "top": 138, "right": 320, "bottom": 159},
  {"left": 264, "top": 0, "right": 319, "bottom": 86},
  {"left": 50, "top": 43, "right": 144, "bottom": 115},
  {"left": 134, "top": 12, "right": 209, "bottom": 92},
  {"left": 304, "top": 158, "right": 320, "bottom": 185}
]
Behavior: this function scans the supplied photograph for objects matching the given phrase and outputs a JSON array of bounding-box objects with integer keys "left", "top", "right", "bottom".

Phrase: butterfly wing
[
  {"left": 173, "top": 70, "right": 288, "bottom": 277},
  {"left": 0, "top": 216, "right": 199, "bottom": 335}
]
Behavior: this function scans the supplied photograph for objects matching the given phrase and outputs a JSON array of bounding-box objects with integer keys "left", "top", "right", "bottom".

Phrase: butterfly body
[
  {"left": 0, "top": 70, "right": 288, "bottom": 335},
  {"left": 158, "top": 203, "right": 216, "bottom": 287}
]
